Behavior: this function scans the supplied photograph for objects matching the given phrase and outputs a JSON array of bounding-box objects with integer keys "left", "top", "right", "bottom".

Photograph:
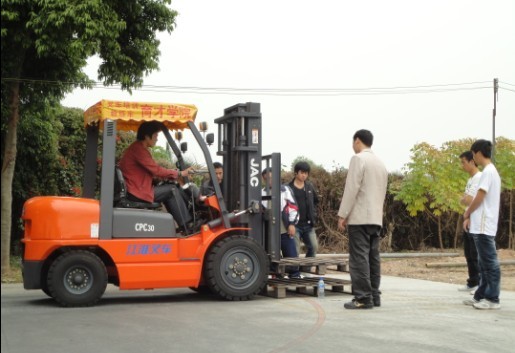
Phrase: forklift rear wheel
[
  {"left": 47, "top": 250, "right": 108, "bottom": 307},
  {"left": 41, "top": 280, "right": 52, "bottom": 298},
  {"left": 204, "top": 234, "right": 268, "bottom": 301}
]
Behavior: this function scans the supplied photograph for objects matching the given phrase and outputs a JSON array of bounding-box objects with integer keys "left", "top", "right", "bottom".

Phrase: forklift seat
[{"left": 114, "top": 167, "right": 161, "bottom": 209}]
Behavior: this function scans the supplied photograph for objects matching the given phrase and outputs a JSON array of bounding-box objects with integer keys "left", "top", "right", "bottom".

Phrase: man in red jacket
[{"left": 119, "top": 121, "right": 194, "bottom": 230}]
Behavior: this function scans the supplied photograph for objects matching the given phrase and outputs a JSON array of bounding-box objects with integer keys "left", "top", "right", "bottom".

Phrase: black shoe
[
  {"left": 344, "top": 299, "right": 373, "bottom": 310},
  {"left": 373, "top": 297, "right": 381, "bottom": 307}
]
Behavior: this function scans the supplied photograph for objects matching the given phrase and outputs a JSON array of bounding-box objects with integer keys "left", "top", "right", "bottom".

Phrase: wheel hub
[
  {"left": 228, "top": 257, "right": 251, "bottom": 279},
  {"left": 66, "top": 268, "right": 90, "bottom": 290}
]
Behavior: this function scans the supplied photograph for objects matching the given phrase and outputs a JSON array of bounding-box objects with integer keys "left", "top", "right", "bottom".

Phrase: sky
[{"left": 61, "top": 0, "right": 515, "bottom": 173}]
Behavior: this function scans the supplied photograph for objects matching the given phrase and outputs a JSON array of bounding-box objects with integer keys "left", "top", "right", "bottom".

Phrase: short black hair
[
  {"left": 470, "top": 139, "right": 492, "bottom": 159},
  {"left": 459, "top": 150, "right": 474, "bottom": 162},
  {"left": 137, "top": 121, "right": 164, "bottom": 141},
  {"left": 354, "top": 129, "right": 373, "bottom": 147},
  {"left": 262, "top": 167, "right": 271, "bottom": 177},
  {"left": 294, "top": 161, "right": 310, "bottom": 174},
  {"left": 213, "top": 162, "right": 223, "bottom": 169}
]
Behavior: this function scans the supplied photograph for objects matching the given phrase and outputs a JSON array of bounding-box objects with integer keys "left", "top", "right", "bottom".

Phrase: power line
[
  {"left": 500, "top": 86, "right": 515, "bottom": 93},
  {"left": 1, "top": 77, "right": 512, "bottom": 96}
]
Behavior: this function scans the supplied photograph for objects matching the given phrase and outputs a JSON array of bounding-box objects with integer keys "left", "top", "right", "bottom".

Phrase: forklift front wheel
[{"left": 204, "top": 234, "right": 268, "bottom": 301}]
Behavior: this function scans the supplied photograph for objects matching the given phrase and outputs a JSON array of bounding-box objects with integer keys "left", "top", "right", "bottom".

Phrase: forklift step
[
  {"left": 272, "top": 257, "right": 349, "bottom": 276},
  {"left": 263, "top": 277, "right": 352, "bottom": 299}
]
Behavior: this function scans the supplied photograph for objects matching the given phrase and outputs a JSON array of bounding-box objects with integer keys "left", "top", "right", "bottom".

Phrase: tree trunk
[
  {"left": 387, "top": 222, "right": 393, "bottom": 251},
  {"left": 1, "top": 80, "right": 21, "bottom": 276},
  {"left": 437, "top": 216, "right": 443, "bottom": 250}
]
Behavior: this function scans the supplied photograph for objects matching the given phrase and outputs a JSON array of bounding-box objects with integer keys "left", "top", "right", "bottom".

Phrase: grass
[{"left": 1, "top": 256, "right": 22, "bottom": 283}]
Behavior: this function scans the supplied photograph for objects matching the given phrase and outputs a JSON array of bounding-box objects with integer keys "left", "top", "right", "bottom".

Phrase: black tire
[
  {"left": 47, "top": 250, "right": 108, "bottom": 307},
  {"left": 204, "top": 234, "right": 268, "bottom": 301},
  {"left": 41, "top": 280, "right": 52, "bottom": 298}
]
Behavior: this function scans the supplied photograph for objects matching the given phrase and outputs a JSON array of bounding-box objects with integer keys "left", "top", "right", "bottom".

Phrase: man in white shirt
[
  {"left": 458, "top": 151, "right": 481, "bottom": 293},
  {"left": 463, "top": 140, "right": 502, "bottom": 310}
]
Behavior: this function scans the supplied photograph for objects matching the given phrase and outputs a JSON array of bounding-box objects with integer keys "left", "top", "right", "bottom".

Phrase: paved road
[{"left": 2, "top": 273, "right": 514, "bottom": 353}]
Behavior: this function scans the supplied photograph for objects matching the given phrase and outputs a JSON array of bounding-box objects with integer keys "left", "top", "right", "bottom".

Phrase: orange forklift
[{"left": 21, "top": 100, "right": 284, "bottom": 306}]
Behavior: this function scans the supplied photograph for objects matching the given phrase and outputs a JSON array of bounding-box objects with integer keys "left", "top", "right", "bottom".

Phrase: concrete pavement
[{"left": 2, "top": 273, "right": 514, "bottom": 353}]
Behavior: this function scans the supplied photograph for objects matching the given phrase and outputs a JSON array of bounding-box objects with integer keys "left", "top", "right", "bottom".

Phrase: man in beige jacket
[{"left": 337, "top": 129, "right": 388, "bottom": 309}]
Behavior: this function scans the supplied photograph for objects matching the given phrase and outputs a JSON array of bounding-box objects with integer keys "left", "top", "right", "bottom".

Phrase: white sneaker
[
  {"left": 473, "top": 299, "right": 500, "bottom": 310},
  {"left": 458, "top": 285, "right": 478, "bottom": 292},
  {"left": 463, "top": 298, "right": 480, "bottom": 306}
]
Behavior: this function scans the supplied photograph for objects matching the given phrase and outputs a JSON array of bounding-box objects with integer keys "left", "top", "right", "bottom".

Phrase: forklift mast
[{"left": 215, "top": 103, "right": 280, "bottom": 255}]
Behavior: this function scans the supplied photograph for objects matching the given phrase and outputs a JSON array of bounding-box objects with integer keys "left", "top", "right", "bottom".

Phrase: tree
[
  {"left": 392, "top": 141, "right": 468, "bottom": 249},
  {"left": 495, "top": 137, "right": 515, "bottom": 249},
  {"left": 1, "top": 0, "right": 178, "bottom": 275},
  {"left": 392, "top": 137, "right": 514, "bottom": 250}
]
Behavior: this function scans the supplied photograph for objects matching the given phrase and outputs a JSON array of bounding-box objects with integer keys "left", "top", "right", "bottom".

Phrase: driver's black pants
[{"left": 154, "top": 184, "right": 192, "bottom": 228}]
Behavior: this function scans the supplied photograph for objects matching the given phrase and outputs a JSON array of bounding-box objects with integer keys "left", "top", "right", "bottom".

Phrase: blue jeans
[
  {"left": 294, "top": 224, "right": 318, "bottom": 258},
  {"left": 281, "top": 234, "right": 300, "bottom": 277},
  {"left": 472, "top": 234, "right": 501, "bottom": 303}
]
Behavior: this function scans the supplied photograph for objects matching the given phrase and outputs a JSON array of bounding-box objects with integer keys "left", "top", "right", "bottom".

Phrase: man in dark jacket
[
  {"left": 289, "top": 161, "right": 319, "bottom": 271},
  {"left": 200, "top": 162, "right": 224, "bottom": 197}
]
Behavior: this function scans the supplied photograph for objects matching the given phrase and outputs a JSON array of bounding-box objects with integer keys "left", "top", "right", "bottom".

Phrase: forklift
[{"left": 21, "top": 100, "right": 288, "bottom": 306}]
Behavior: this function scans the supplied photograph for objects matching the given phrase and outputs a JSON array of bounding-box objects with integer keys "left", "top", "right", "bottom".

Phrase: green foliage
[
  {"left": 13, "top": 107, "right": 62, "bottom": 200},
  {"left": 392, "top": 139, "right": 478, "bottom": 217},
  {"left": 389, "top": 137, "right": 514, "bottom": 249},
  {"left": 1, "top": 0, "right": 178, "bottom": 94},
  {"left": 495, "top": 137, "right": 515, "bottom": 191},
  {"left": 13, "top": 106, "right": 86, "bottom": 199},
  {"left": 392, "top": 143, "right": 436, "bottom": 216},
  {"left": 54, "top": 107, "right": 87, "bottom": 196}
]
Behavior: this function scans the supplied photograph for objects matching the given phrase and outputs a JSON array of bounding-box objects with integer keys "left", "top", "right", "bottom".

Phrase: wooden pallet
[
  {"left": 264, "top": 277, "right": 352, "bottom": 299},
  {"left": 272, "top": 256, "right": 349, "bottom": 276}
]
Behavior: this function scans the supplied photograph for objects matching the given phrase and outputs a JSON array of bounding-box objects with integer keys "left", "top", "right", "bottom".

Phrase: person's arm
[
  {"left": 462, "top": 189, "right": 486, "bottom": 231},
  {"left": 463, "top": 189, "right": 486, "bottom": 220},
  {"left": 312, "top": 183, "right": 319, "bottom": 206},
  {"left": 282, "top": 186, "right": 299, "bottom": 237},
  {"left": 461, "top": 174, "right": 481, "bottom": 207},
  {"left": 134, "top": 144, "right": 191, "bottom": 179},
  {"left": 460, "top": 194, "right": 473, "bottom": 206},
  {"left": 337, "top": 155, "right": 363, "bottom": 230}
]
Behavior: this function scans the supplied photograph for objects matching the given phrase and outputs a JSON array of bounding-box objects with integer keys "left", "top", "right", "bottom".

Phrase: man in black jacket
[
  {"left": 289, "top": 161, "right": 319, "bottom": 272},
  {"left": 200, "top": 162, "right": 224, "bottom": 197}
]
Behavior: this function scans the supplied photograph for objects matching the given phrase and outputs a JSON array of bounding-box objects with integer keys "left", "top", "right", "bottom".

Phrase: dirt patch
[{"left": 380, "top": 249, "right": 515, "bottom": 291}]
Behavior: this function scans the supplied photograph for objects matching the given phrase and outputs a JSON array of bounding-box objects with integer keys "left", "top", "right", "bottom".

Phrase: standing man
[
  {"left": 458, "top": 151, "right": 481, "bottom": 293},
  {"left": 463, "top": 139, "right": 501, "bottom": 310},
  {"left": 337, "top": 129, "right": 388, "bottom": 309},
  {"left": 289, "top": 161, "right": 319, "bottom": 272}
]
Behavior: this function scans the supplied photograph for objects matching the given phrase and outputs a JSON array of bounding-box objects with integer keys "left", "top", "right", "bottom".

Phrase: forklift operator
[{"left": 118, "top": 121, "right": 194, "bottom": 230}]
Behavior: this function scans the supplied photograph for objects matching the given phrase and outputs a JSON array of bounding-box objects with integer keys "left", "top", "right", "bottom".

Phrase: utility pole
[{"left": 492, "top": 78, "right": 498, "bottom": 162}]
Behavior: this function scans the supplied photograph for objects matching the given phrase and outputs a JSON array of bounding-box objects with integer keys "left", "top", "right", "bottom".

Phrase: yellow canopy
[{"left": 84, "top": 99, "right": 197, "bottom": 131}]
